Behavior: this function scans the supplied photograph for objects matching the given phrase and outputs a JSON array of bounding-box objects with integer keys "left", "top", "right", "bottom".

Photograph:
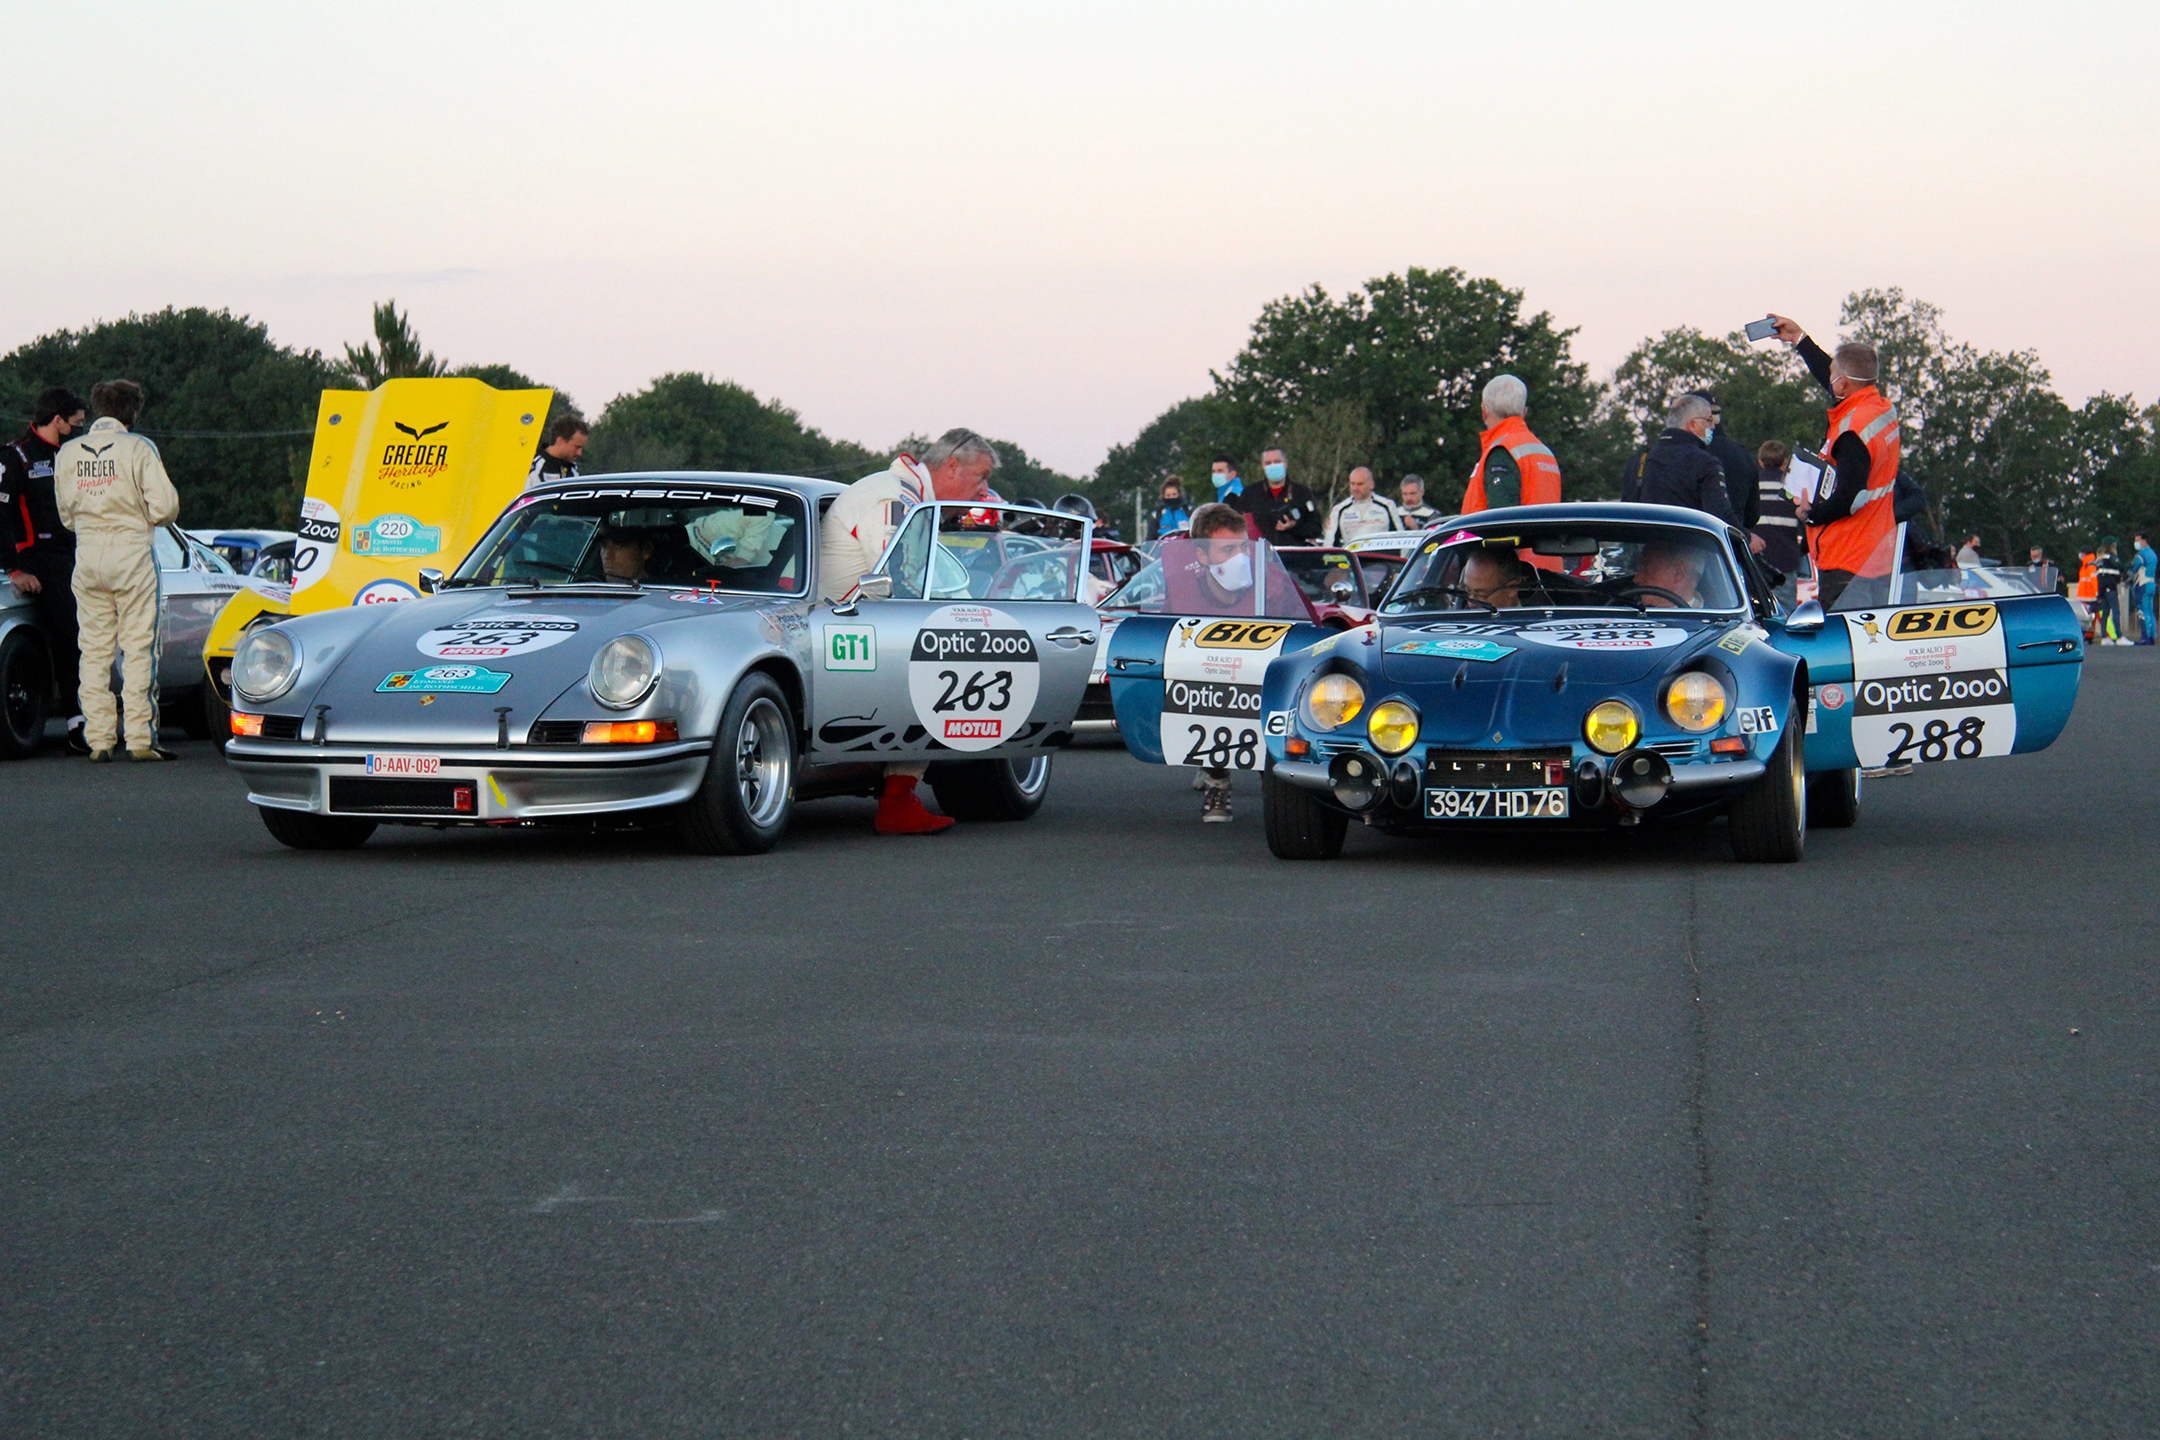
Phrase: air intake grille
[
  {"left": 526, "top": 721, "right": 585, "bottom": 745},
  {"left": 261, "top": 714, "right": 303, "bottom": 740},
  {"left": 1648, "top": 740, "right": 1701, "bottom": 759}
]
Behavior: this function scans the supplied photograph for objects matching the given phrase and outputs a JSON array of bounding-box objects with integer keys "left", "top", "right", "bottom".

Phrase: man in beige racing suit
[
  {"left": 54, "top": 380, "right": 180, "bottom": 761},
  {"left": 819, "top": 427, "right": 998, "bottom": 834}
]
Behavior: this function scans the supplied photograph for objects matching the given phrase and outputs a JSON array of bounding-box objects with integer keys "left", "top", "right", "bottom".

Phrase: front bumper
[
  {"left": 1269, "top": 747, "right": 1765, "bottom": 818},
  {"left": 225, "top": 737, "right": 713, "bottom": 821}
]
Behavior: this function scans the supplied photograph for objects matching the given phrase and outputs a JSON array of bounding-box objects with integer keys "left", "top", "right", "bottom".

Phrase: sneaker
[
  {"left": 64, "top": 717, "right": 90, "bottom": 755},
  {"left": 88, "top": 749, "right": 114, "bottom": 763},
  {"left": 128, "top": 746, "right": 178, "bottom": 763},
  {"left": 1200, "top": 779, "right": 1233, "bottom": 823}
]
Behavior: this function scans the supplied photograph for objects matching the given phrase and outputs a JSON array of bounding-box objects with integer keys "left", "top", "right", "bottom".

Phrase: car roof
[
  {"left": 522, "top": 470, "right": 850, "bottom": 501},
  {"left": 1439, "top": 501, "right": 1735, "bottom": 535}
]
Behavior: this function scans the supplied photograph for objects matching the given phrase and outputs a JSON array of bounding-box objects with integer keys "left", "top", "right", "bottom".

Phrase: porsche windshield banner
[{"left": 288, "top": 377, "right": 551, "bottom": 614}]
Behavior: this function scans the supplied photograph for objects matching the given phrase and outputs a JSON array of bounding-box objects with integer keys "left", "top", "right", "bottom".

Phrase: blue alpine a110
[{"left": 1105, "top": 502, "right": 2085, "bottom": 862}]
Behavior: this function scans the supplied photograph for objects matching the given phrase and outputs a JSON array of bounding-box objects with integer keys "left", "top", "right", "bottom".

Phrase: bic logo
[
  {"left": 1191, "top": 620, "right": 1294, "bottom": 650},
  {"left": 1888, "top": 604, "right": 1998, "bottom": 639},
  {"left": 824, "top": 624, "right": 877, "bottom": 671}
]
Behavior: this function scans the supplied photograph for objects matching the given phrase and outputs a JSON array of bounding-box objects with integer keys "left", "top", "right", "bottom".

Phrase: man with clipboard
[{"left": 1761, "top": 316, "right": 1902, "bottom": 606}]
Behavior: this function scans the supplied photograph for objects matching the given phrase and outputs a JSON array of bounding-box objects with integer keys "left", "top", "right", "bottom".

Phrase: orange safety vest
[
  {"left": 1809, "top": 387, "right": 1900, "bottom": 576},
  {"left": 1462, "top": 416, "right": 1561, "bottom": 513},
  {"left": 2076, "top": 554, "right": 2099, "bottom": 601}
]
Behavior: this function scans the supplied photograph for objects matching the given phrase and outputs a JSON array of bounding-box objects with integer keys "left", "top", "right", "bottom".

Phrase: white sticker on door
[
  {"left": 1157, "top": 617, "right": 1297, "bottom": 769},
  {"left": 906, "top": 604, "right": 1041, "bottom": 752},
  {"left": 1847, "top": 603, "right": 2016, "bottom": 766}
]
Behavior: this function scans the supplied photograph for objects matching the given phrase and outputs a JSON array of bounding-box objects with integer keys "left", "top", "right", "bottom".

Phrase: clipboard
[{"left": 1786, "top": 446, "right": 1833, "bottom": 507}]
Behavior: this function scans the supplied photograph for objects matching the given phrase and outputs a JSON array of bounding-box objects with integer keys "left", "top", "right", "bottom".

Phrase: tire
[
  {"left": 182, "top": 682, "right": 227, "bottom": 742},
  {"left": 258, "top": 805, "right": 377, "bottom": 850},
  {"left": 926, "top": 755, "right": 1053, "bottom": 821},
  {"left": 1263, "top": 769, "right": 1349, "bottom": 859},
  {"left": 678, "top": 674, "right": 796, "bottom": 855},
  {"left": 1729, "top": 718, "right": 1806, "bottom": 863},
  {"left": 1806, "top": 767, "right": 1862, "bottom": 828},
  {"left": 0, "top": 627, "right": 49, "bottom": 759}
]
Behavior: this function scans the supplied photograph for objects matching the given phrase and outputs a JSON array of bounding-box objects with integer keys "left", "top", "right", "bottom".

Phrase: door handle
[
  {"left": 2016, "top": 639, "right": 2079, "bottom": 653},
  {"left": 1110, "top": 656, "right": 1157, "bottom": 670},
  {"left": 1045, "top": 627, "right": 1097, "bottom": 646}
]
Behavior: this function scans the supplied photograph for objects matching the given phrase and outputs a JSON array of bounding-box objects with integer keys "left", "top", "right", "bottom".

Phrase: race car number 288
[
  {"left": 1159, "top": 618, "right": 1296, "bottom": 770},
  {"left": 1847, "top": 603, "right": 2017, "bottom": 767},
  {"left": 906, "top": 604, "right": 1041, "bottom": 753}
]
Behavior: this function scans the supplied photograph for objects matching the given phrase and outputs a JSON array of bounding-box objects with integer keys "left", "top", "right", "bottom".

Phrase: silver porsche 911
[{"left": 223, "top": 473, "right": 1101, "bottom": 853}]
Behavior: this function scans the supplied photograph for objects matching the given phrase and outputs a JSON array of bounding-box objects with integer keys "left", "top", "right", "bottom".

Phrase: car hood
[{"left": 295, "top": 587, "right": 763, "bottom": 745}]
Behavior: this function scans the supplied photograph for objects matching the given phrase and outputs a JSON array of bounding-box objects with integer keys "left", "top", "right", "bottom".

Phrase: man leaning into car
[{"left": 819, "top": 428, "right": 999, "bottom": 835}]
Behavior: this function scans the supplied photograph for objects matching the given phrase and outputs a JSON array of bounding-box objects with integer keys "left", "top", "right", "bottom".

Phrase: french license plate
[
  {"left": 1425, "top": 787, "right": 1570, "bottom": 819},
  {"left": 366, "top": 753, "right": 443, "bottom": 776}
]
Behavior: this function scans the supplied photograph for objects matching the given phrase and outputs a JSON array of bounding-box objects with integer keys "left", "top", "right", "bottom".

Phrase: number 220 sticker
[{"left": 906, "top": 605, "right": 1041, "bottom": 752}]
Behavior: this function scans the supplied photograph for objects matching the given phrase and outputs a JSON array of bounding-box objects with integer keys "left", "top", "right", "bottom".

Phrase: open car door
[
  {"left": 809, "top": 503, "right": 1098, "bottom": 762},
  {"left": 1769, "top": 536, "right": 2085, "bottom": 772}
]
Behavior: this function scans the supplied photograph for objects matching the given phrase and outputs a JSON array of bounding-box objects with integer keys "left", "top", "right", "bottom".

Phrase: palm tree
[{"left": 342, "top": 300, "right": 447, "bottom": 387}]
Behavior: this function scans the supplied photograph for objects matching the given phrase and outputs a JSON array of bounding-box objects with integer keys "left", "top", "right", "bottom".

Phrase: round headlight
[
  {"left": 233, "top": 627, "right": 298, "bottom": 701},
  {"left": 1367, "top": 699, "right": 1420, "bottom": 754},
  {"left": 1304, "top": 673, "right": 1365, "bottom": 731},
  {"left": 590, "top": 635, "right": 660, "bottom": 709},
  {"left": 1584, "top": 699, "right": 1640, "bottom": 755},
  {"left": 1663, "top": 671, "right": 1729, "bottom": 732}
]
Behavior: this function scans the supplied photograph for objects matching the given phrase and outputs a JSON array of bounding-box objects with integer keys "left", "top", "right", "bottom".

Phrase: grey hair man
[
  {"left": 818, "top": 427, "right": 1000, "bottom": 836},
  {"left": 1464, "top": 374, "right": 1561, "bottom": 513},
  {"left": 1619, "top": 394, "right": 1739, "bottom": 526}
]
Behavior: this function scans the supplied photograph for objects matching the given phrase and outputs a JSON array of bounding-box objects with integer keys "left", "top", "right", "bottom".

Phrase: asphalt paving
[{"left": 5, "top": 650, "right": 2157, "bottom": 1438}]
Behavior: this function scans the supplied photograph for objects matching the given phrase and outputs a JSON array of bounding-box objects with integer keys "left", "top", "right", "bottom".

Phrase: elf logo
[{"left": 1888, "top": 604, "right": 1997, "bottom": 639}]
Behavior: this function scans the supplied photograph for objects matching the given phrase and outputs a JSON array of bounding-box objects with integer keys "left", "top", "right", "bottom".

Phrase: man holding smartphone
[{"left": 1759, "top": 315, "right": 1901, "bottom": 606}]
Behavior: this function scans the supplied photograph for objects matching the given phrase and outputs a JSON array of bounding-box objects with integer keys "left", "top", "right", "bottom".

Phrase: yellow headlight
[
  {"left": 1304, "top": 673, "right": 1365, "bottom": 730},
  {"left": 1663, "top": 671, "right": 1729, "bottom": 732},
  {"left": 1584, "top": 699, "right": 1640, "bottom": 755},
  {"left": 1367, "top": 699, "right": 1420, "bottom": 754}
]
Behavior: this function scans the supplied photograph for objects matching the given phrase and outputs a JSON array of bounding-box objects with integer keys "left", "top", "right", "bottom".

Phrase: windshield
[
  {"left": 453, "top": 487, "right": 809, "bottom": 593},
  {"left": 1276, "top": 548, "right": 1366, "bottom": 607},
  {"left": 1100, "top": 537, "right": 1317, "bottom": 620},
  {"left": 1815, "top": 525, "right": 2055, "bottom": 611},
  {"left": 1383, "top": 522, "right": 1744, "bottom": 617}
]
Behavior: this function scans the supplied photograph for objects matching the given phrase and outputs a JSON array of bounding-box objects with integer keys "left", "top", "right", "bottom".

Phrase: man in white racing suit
[
  {"left": 1322, "top": 466, "right": 1406, "bottom": 545},
  {"left": 818, "top": 428, "right": 998, "bottom": 835}
]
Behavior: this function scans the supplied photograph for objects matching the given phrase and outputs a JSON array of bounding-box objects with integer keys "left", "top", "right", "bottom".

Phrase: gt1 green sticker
[{"left": 824, "top": 623, "right": 876, "bottom": 671}]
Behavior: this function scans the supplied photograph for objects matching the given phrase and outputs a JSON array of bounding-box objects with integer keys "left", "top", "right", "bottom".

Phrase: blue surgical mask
[
  {"left": 1264, "top": 462, "right": 1287, "bottom": 483},
  {"left": 1212, "top": 471, "right": 1233, "bottom": 494}
]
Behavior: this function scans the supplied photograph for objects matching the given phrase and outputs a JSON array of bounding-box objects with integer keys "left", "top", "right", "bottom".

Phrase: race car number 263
[
  {"left": 1159, "top": 617, "right": 1297, "bottom": 770},
  {"left": 417, "top": 613, "right": 581, "bottom": 660},
  {"left": 1847, "top": 603, "right": 2017, "bottom": 766},
  {"left": 906, "top": 604, "right": 1041, "bottom": 752}
]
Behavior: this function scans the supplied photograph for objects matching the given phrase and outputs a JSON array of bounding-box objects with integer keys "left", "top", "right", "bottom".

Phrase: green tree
[
  {"left": 1609, "top": 326, "right": 1823, "bottom": 458},
  {"left": 340, "top": 300, "right": 447, "bottom": 386},
  {"left": 0, "top": 306, "right": 342, "bottom": 527},
  {"left": 584, "top": 372, "right": 867, "bottom": 479}
]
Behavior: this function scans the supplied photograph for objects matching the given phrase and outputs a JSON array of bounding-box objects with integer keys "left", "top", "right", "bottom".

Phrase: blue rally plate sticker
[
  {"left": 350, "top": 512, "right": 443, "bottom": 558},
  {"left": 1388, "top": 637, "right": 1517, "bottom": 662},
  {"left": 377, "top": 664, "right": 512, "bottom": 695}
]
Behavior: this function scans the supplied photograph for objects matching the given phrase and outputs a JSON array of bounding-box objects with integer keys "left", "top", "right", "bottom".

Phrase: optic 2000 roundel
[
  {"left": 907, "top": 605, "right": 1040, "bottom": 752},
  {"left": 416, "top": 613, "right": 581, "bottom": 660}
]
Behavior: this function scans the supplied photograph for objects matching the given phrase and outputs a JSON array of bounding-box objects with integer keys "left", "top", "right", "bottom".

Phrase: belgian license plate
[
  {"left": 366, "top": 754, "right": 443, "bottom": 776},
  {"left": 1426, "top": 787, "right": 1569, "bottom": 819}
]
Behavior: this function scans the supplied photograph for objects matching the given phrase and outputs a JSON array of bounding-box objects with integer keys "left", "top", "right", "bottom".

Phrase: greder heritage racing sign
[
  {"left": 906, "top": 604, "right": 1041, "bottom": 752},
  {"left": 1847, "top": 602, "right": 2017, "bottom": 766},
  {"left": 1159, "top": 617, "right": 1297, "bottom": 770}
]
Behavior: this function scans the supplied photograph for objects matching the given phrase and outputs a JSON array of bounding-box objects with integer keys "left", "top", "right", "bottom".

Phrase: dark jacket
[
  {"left": 1245, "top": 478, "right": 1323, "bottom": 544},
  {"left": 1, "top": 430, "right": 73, "bottom": 562},
  {"left": 1629, "top": 429, "right": 1740, "bottom": 527},
  {"left": 1753, "top": 466, "right": 1805, "bottom": 575},
  {"left": 1708, "top": 427, "right": 1759, "bottom": 527}
]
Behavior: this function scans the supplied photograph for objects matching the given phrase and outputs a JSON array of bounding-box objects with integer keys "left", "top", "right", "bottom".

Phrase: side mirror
[
  {"left": 854, "top": 573, "right": 893, "bottom": 602},
  {"left": 1783, "top": 599, "right": 1825, "bottom": 633},
  {"left": 1329, "top": 578, "right": 1356, "bottom": 603},
  {"left": 417, "top": 568, "right": 445, "bottom": 595}
]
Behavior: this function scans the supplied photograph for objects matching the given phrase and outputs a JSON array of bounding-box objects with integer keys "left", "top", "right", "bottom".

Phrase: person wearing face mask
[
  {"left": 1762, "top": 316, "right": 1902, "bottom": 608},
  {"left": 1245, "top": 446, "right": 1322, "bottom": 543},
  {"left": 1621, "top": 394, "right": 1740, "bottom": 528},
  {"left": 819, "top": 427, "right": 1000, "bottom": 835},
  {"left": 1206, "top": 453, "right": 1248, "bottom": 514},
  {"left": 1153, "top": 479, "right": 1192, "bottom": 539}
]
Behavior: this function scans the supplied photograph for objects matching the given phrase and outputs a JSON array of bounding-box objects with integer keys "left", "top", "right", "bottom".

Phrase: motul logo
[{"left": 945, "top": 719, "right": 1001, "bottom": 739}]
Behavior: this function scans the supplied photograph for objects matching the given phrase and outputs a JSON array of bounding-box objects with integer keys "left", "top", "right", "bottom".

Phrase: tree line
[{"left": 4, "top": 281, "right": 2153, "bottom": 562}]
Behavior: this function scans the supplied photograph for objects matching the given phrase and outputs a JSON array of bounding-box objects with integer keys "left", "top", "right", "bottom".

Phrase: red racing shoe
[{"left": 874, "top": 774, "right": 955, "bottom": 836}]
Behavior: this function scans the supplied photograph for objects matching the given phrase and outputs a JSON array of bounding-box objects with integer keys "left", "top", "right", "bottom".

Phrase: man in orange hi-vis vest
[
  {"left": 1766, "top": 316, "right": 1901, "bottom": 606},
  {"left": 1460, "top": 374, "right": 1561, "bottom": 514}
]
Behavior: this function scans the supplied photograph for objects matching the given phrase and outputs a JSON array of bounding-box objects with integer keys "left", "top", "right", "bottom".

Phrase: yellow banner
[{"left": 289, "top": 377, "right": 550, "bottom": 614}]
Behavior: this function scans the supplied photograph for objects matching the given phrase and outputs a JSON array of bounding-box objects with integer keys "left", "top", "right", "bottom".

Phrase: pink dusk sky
[{"left": 9, "top": 0, "right": 2155, "bottom": 474}]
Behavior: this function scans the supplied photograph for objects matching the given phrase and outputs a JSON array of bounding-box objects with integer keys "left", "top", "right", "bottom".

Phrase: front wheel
[
  {"left": 1806, "top": 767, "right": 1862, "bottom": 828},
  {"left": 0, "top": 627, "right": 49, "bottom": 759},
  {"left": 926, "top": 755, "right": 1052, "bottom": 821},
  {"left": 181, "top": 682, "right": 227, "bottom": 742},
  {"left": 679, "top": 674, "right": 796, "bottom": 855},
  {"left": 1728, "top": 720, "right": 1805, "bottom": 863},
  {"left": 1263, "top": 770, "right": 1349, "bottom": 859},
  {"left": 258, "top": 805, "right": 377, "bottom": 850}
]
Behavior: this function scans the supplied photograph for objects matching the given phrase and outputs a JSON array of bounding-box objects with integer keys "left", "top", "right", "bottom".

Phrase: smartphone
[{"left": 1744, "top": 317, "right": 1780, "bottom": 342}]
